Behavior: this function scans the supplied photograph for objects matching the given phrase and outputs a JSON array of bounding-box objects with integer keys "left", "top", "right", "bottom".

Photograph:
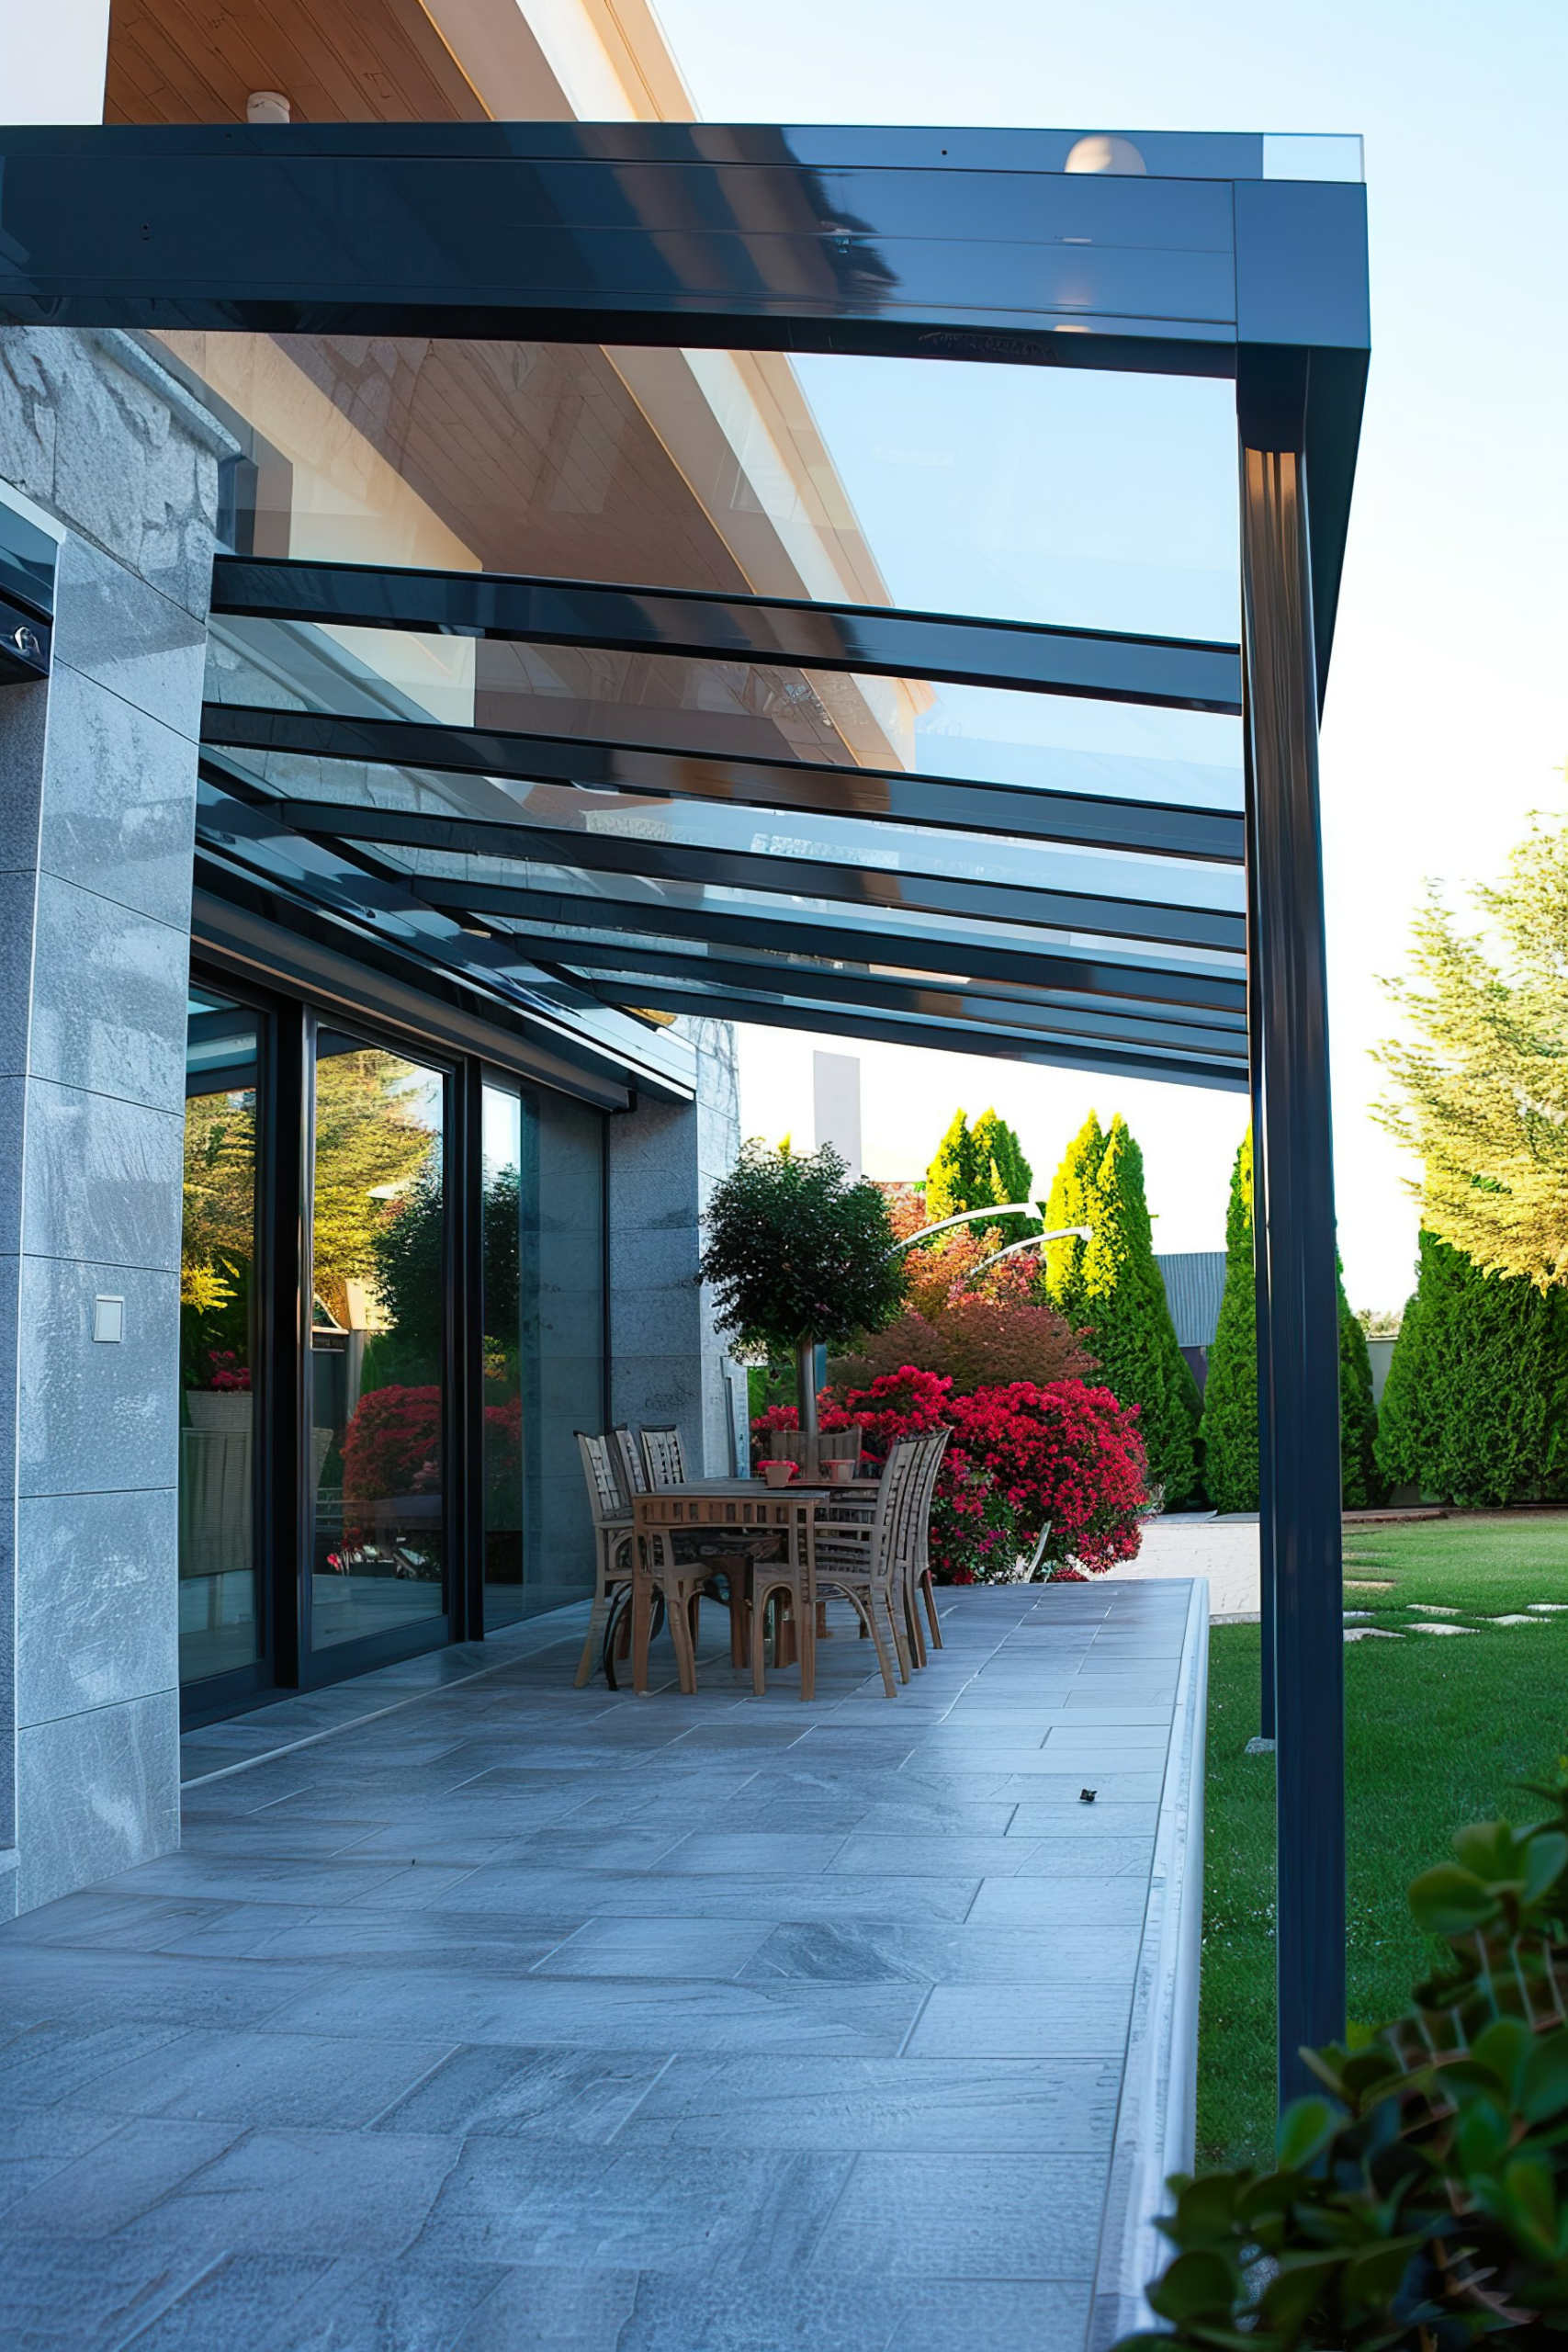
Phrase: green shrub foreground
[{"left": 1123, "top": 1795, "right": 1568, "bottom": 2349}]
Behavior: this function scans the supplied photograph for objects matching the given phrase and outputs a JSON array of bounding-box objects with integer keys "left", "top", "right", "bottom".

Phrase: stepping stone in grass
[
  {"left": 1408, "top": 1622, "right": 1477, "bottom": 1635},
  {"left": 1345, "top": 1628, "right": 1404, "bottom": 1642},
  {"left": 1343, "top": 1610, "right": 1375, "bottom": 1620},
  {"left": 1529, "top": 1603, "right": 1568, "bottom": 1612},
  {"left": 1406, "top": 1604, "right": 1461, "bottom": 1614},
  {"left": 1491, "top": 1614, "right": 1550, "bottom": 1626}
]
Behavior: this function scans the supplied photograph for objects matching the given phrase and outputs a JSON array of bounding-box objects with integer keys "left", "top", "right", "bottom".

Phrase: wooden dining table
[{"left": 629, "top": 1473, "right": 877, "bottom": 1694}]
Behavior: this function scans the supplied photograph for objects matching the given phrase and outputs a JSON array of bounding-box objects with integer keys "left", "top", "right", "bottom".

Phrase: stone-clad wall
[
  {"left": 0, "top": 329, "right": 230, "bottom": 1917},
  {"left": 607, "top": 1017, "right": 741, "bottom": 1475}
]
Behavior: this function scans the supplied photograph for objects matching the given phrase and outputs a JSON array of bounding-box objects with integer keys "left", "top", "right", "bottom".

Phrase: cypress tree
[
  {"left": 1201, "top": 1129, "right": 1259, "bottom": 1513},
  {"left": 1377, "top": 1230, "right": 1568, "bottom": 1506},
  {"left": 925, "top": 1110, "right": 995, "bottom": 1224},
  {"left": 1076, "top": 1114, "right": 1201, "bottom": 1506},
  {"left": 1202, "top": 1126, "right": 1389, "bottom": 1511},
  {"left": 1043, "top": 1110, "right": 1105, "bottom": 1310},
  {"left": 971, "top": 1107, "right": 1037, "bottom": 1242}
]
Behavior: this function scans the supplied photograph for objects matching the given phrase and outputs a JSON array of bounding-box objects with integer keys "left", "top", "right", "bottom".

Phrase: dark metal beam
[
  {"left": 200, "top": 705, "right": 1247, "bottom": 865},
  {"left": 209, "top": 560, "right": 1243, "bottom": 715},
  {"left": 1238, "top": 354, "right": 1345, "bottom": 2106},
  {"left": 434, "top": 877, "right": 1247, "bottom": 1011},
  {"left": 549, "top": 948, "right": 1249, "bottom": 1063},
  {"left": 538, "top": 935, "right": 1249, "bottom": 1052},
  {"left": 232, "top": 795, "right": 1247, "bottom": 956},
  {"left": 0, "top": 123, "right": 1250, "bottom": 367},
  {"left": 596, "top": 981, "right": 1247, "bottom": 1091}
]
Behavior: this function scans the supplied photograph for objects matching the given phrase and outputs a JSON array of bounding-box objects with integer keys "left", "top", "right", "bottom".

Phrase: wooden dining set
[{"left": 573, "top": 1422, "right": 950, "bottom": 1700}]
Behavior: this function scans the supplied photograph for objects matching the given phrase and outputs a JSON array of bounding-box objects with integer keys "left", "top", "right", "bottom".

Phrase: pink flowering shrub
[
  {"left": 206, "top": 1350, "right": 251, "bottom": 1392},
  {"left": 752, "top": 1363, "right": 1146, "bottom": 1583}
]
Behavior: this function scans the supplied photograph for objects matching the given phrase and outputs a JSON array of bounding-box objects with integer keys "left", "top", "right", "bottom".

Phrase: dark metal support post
[
  {"left": 1244, "top": 850, "right": 1277, "bottom": 1741},
  {"left": 1238, "top": 356, "right": 1346, "bottom": 2107}
]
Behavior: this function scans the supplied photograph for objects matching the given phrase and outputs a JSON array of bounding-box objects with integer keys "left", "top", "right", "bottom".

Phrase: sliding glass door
[
  {"left": 178, "top": 976, "right": 610, "bottom": 1721},
  {"left": 309, "top": 1029, "right": 450, "bottom": 1653}
]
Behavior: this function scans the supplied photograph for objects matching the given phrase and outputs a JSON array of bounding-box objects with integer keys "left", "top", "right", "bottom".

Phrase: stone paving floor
[{"left": 1, "top": 1581, "right": 1195, "bottom": 2352}]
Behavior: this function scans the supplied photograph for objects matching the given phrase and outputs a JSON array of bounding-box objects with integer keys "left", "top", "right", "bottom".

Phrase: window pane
[
  {"left": 481, "top": 1084, "right": 525, "bottom": 1628},
  {"left": 525, "top": 1090, "right": 606, "bottom": 1617},
  {"left": 310, "top": 1034, "right": 447, "bottom": 1650},
  {"left": 179, "top": 989, "right": 261, "bottom": 1683},
  {"left": 480, "top": 1081, "right": 605, "bottom": 1628}
]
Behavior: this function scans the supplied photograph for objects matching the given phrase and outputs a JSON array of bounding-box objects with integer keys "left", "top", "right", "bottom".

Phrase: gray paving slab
[{"left": 0, "top": 1581, "right": 1196, "bottom": 2351}]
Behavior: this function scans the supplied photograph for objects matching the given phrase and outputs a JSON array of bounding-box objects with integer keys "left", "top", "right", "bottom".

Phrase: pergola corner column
[{"left": 1237, "top": 349, "right": 1347, "bottom": 2105}]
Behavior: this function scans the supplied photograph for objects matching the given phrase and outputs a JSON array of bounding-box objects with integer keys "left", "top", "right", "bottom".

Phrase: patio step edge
[{"left": 1087, "top": 1574, "right": 1210, "bottom": 2351}]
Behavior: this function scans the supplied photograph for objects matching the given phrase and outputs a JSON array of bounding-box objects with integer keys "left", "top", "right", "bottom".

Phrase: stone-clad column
[
  {"left": 607, "top": 1018, "right": 740, "bottom": 1476},
  {"left": 0, "top": 329, "right": 230, "bottom": 1917}
]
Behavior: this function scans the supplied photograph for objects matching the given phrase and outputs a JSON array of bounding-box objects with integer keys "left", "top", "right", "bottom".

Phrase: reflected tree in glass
[{"left": 310, "top": 1038, "right": 448, "bottom": 1650}]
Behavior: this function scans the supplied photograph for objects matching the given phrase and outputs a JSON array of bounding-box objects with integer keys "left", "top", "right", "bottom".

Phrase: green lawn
[{"left": 1198, "top": 1511, "right": 1568, "bottom": 2172}]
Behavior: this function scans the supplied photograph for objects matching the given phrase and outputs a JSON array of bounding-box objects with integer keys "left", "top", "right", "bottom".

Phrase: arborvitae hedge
[
  {"left": 1201, "top": 1131, "right": 1383, "bottom": 1510},
  {"left": 1376, "top": 1230, "right": 1568, "bottom": 1506},
  {"left": 1201, "top": 1131, "right": 1259, "bottom": 1513},
  {"left": 1338, "top": 1269, "right": 1382, "bottom": 1509},
  {"left": 1074, "top": 1115, "right": 1201, "bottom": 1507}
]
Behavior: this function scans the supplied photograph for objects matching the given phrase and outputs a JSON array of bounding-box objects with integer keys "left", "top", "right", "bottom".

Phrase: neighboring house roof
[{"left": 1156, "top": 1250, "right": 1228, "bottom": 1349}]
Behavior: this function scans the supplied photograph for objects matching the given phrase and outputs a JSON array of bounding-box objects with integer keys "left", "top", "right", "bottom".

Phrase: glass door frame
[{"left": 179, "top": 963, "right": 278, "bottom": 1727}]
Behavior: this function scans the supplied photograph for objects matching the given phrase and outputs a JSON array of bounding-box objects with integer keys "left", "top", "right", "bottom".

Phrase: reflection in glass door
[
  {"left": 179, "top": 990, "right": 262, "bottom": 1683},
  {"left": 480, "top": 1085, "right": 525, "bottom": 1626},
  {"left": 310, "top": 1030, "right": 448, "bottom": 1650}
]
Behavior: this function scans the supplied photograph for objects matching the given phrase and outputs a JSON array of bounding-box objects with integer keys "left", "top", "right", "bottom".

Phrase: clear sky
[{"left": 654, "top": 0, "right": 1568, "bottom": 1311}]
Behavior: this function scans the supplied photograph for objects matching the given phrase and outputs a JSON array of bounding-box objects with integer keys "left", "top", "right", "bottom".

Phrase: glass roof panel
[
  {"left": 212, "top": 748, "right": 1244, "bottom": 917},
  {"left": 164, "top": 334, "right": 1237, "bottom": 638},
  {"left": 298, "top": 840, "right": 1246, "bottom": 978},
  {"left": 206, "top": 617, "right": 1245, "bottom": 813}
]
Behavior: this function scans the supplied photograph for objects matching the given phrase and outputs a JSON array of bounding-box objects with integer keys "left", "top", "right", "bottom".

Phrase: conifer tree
[
  {"left": 1202, "top": 1127, "right": 1387, "bottom": 1510},
  {"left": 1074, "top": 1115, "right": 1201, "bottom": 1506},
  {"left": 1377, "top": 1231, "right": 1568, "bottom": 1506},
  {"left": 1201, "top": 1129, "right": 1259, "bottom": 1513},
  {"left": 1338, "top": 1269, "right": 1382, "bottom": 1509},
  {"left": 971, "top": 1107, "right": 1037, "bottom": 1242},
  {"left": 1043, "top": 1110, "right": 1105, "bottom": 1311},
  {"left": 925, "top": 1110, "right": 994, "bottom": 1224},
  {"left": 1377, "top": 818, "right": 1568, "bottom": 1288}
]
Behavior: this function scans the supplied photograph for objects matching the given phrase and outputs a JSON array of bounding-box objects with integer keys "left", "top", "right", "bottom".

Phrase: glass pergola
[{"left": 0, "top": 118, "right": 1369, "bottom": 2099}]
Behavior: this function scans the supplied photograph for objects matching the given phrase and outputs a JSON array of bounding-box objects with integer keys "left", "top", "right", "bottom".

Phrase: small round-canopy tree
[{"left": 698, "top": 1141, "right": 908, "bottom": 1436}]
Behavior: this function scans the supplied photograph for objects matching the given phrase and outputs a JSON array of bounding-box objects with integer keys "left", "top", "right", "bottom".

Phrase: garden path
[
  {"left": 1106, "top": 1518, "right": 1262, "bottom": 1621},
  {"left": 0, "top": 1584, "right": 1204, "bottom": 2352}
]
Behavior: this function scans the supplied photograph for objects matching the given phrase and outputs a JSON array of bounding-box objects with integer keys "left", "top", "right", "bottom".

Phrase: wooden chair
[
  {"left": 626, "top": 1421, "right": 752, "bottom": 1676},
  {"left": 899, "top": 1428, "right": 951, "bottom": 1668},
  {"left": 573, "top": 1431, "right": 636, "bottom": 1688},
  {"left": 640, "top": 1425, "right": 688, "bottom": 1487},
  {"left": 752, "top": 1435, "right": 926, "bottom": 1701},
  {"left": 612, "top": 1424, "right": 649, "bottom": 1508}
]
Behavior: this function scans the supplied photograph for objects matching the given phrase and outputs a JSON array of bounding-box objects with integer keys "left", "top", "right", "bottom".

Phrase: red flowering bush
[
  {"left": 206, "top": 1350, "right": 252, "bottom": 1393},
  {"left": 752, "top": 1364, "right": 1146, "bottom": 1582},
  {"left": 342, "top": 1384, "right": 441, "bottom": 1510}
]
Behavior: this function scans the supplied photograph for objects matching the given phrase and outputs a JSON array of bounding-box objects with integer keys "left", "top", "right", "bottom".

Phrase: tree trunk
[{"left": 795, "top": 1334, "right": 820, "bottom": 1442}]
